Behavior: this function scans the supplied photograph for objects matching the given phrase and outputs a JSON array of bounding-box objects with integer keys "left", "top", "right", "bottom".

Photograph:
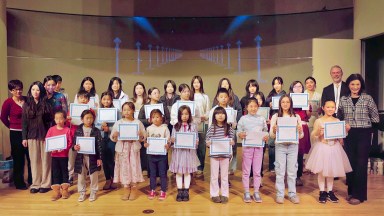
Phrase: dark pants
[
  {"left": 345, "top": 128, "right": 372, "bottom": 202},
  {"left": 148, "top": 155, "right": 168, "bottom": 191},
  {"left": 52, "top": 157, "right": 69, "bottom": 185},
  {"left": 268, "top": 138, "right": 275, "bottom": 171},
  {"left": 297, "top": 153, "right": 304, "bottom": 178},
  {"left": 140, "top": 142, "right": 148, "bottom": 171},
  {"left": 197, "top": 132, "right": 206, "bottom": 171},
  {"left": 10, "top": 130, "right": 32, "bottom": 187},
  {"left": 102, "top": 138, "right": 116, "bottom": 180}
]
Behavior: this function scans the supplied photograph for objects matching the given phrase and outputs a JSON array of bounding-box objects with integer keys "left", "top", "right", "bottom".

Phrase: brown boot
[
  {"left": 103, "top": 179, "right": 112, "bottom": 190},
  {"left": 121, "top": 186, "right": 130, "bottom": 201},
  {"left": 129, "top": 184, "right": 138, "bottom": 200},
  {"left": 51, "top": 185, "right": 61, "bottom": 201},
  {"left": 61, "top": 183, "right": 70, "bottom": 199},
  {"left": 110, "top": 178, "right": 118, "bottom": 190}
]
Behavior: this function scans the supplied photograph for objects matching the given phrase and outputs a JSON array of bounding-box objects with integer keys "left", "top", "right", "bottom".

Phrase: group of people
[{"left": 0, "top": 65, "right": 379, "bottom": 205}]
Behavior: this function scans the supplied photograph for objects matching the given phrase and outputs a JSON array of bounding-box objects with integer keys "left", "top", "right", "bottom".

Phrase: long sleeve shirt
[
  {"left": 45, "top": 126, "right": 72, "bottom": 157},
  {"left": 1, "top": 97, "right": 24, "bottom": 130},
  {"left": 170, "top": 100, "right": 201, "bottom": 126},
  {"left": 194, "top": 93, "right": 210, "bottom": 131},
  {"left": 237, "top": 114, "right": 268, "bottom": 141},
  {"left": 269, "top": 113, "right": 304, "bottom": 144}
]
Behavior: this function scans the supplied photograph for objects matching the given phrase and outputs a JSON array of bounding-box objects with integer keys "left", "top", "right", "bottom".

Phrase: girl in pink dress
[{"left": 306, "top": 100, "right": 352, "bottom": 203}]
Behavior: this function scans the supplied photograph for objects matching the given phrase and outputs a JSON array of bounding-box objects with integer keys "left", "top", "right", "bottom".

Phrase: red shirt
[
  {"left": 45, "top": 126, "right": 72, "bottom": 157},
  {"left": 1, "top": 97, "right": 24, "bottom": 130}
]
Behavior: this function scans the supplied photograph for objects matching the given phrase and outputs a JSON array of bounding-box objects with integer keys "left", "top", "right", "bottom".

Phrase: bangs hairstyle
[
  {"left": 322, "top": 99, "right": 336, "bottom": 107},
  {"left": 178, "top": 83, "right": 193, "bottom": 101},
  {"left": 81, "top": 109, "right": 96, "bottom": 121},
  {"left": 346, "top": 73, "right": 365, "bottom": 95},
  {"left": 100, "top": 91, "right": 114, "bottom": 108},
  {"left": 79, "top": 77, "right": 96, "bottom": 96},
  {"left": 212, "top": 106, "right": 230, "bottom": 136},
  {"left": 108, "top": 77, "right": 123, "bottom": 99},
  {"left": 148, "top": 87, "right": 160, "bottom": 102},
  {"left": 54, "top": 110, "right": 67, "bottom": 119},
  {"left": 289, "top": 81, "right": 304, "bottom": 93},
  {"left": 150, "top": 109, "right": 164, "bottom": 123},
  {"left": 77, "top": 90, "right": 90, "bottom": 100},
  {"left": 8, "top": 79, "right": 23, "bottom": 91},
  {"left": 267, "top": 76, "right": 284, "bottom": 98},
  {"left": 216, "top": 78, "right": 235, "bottom": 106},
  {"left": 191, "top": 75, "right": 205, "bottom": 94},
  {"left": 174, "top": 105, "right": 192, "bottom": 132},
  {"left": 246, "top": 97, "right": 259, "bottom": 107},
  {"left": 277, "top": 94, "right": 295, "bottom": 117},
  {"left": 132, "top": 82, "right": 148, "bottom": 103},
  {"left": 213, "top": 88, "right": 230, "bottom": 106},
  {"left": 245, "top": 79, "right": 259, "bottom": 97},
  {"left": 304, "top": 76, "right": 316, "bottom": 86},
  {"left": 52, "top": 75, "right": 62, "bottom": 82},
  {"left": 255, "top": 92, "right": 266, "bottom": 107},
  {"left": 43, "top": 75, "right": 57, "bottom": 85},
  {"left": 163, "top": 80, "right": 177, "bottom": 96},
  {"left": 122, "top": 101, "right": 135, "bottom": 113}
]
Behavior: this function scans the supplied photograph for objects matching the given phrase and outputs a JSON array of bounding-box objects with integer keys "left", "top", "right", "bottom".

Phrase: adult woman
[
  {"left": 304, "top": 76, "right": 322, "bottom": 133},
  {"left": 337, "top": 74, "right": 379, "bottom": 205},
  {"left": 107, "top": 77, "right": 129, "bottom": 105},
  {"left": 0, "top": 80, "right": 32, "bottom": 190}
]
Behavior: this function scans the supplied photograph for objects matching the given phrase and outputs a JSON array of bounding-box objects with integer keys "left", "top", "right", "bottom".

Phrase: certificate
[
  {"left": 144, "top": 104, "right": 164, "bottom": 119},
  {"left": 88, "top": 97, "right": 96, "bottom": 108},
  {"left": 146, "top": 137, "right": 167, "bottom": 155},
  {"left": 97, "top": 108, "right": 117, "bottom": 123},
  {"left": 242, "top": 131, "right": 268, "bottom": 147},
  {"left": 324, "top": 121, "right": 346, "bottom": 139},
  {"left": 290, "top": 93, "right": 309, "bottom": 108},
  {"left": 45, "top": 135, "right": 67, "bottom": 152},
  {"left": 272, "top": 96, "right": 281, "bottom": 110},
  {"left": 210, "top": 138, "right": 232, "bottom": 156},
  {"left": 70, "top": 103, "right": 90, "bottom": 125},
  {"left": 277, "top": 117, "right": 297, "bottom": 126},
  {"left": 276, "top": 126, "right": 298, "bottom": 143},
  {"left": 113, "top": 99, "right": 121, "bottom": 110},
  {"left": 257, "top": 107, "right": 270, "bottom": 120},
  {"left": 177, "top": 101, "right": 195, "bottom": 116},
  {"left": 76, "top": 137, "right": 96, "bottom": 155},
  {"left": 225, "top": 108, "right": 237, "bottom": 123},
  {"left": 174, "top": 132, "right": 197, "bottom": 149},
  {"left": 118, "top": 123, "right": 139, "bottom": 140},
  {"left": 134, "top": 110, "right": 140, "bottom": 119}
]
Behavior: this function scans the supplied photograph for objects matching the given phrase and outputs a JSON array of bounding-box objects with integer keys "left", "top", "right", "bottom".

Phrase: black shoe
[
  {"left": 327, "top": 191, "right": 339, "bottom": 203},
  {"left": 228, "top": 181, "right": 232, "bottom": 188},
  {"left": 182, "top": 189, "right": 189, "bottom": 201},
  {"left": 318, "top": 191, "right": 327, "bottom": 203},
  {"left": 176, "top": 189, "right": 183, "bottom": 202},
  {"left": 69, "top": 177, "right": 74, "bottom": 186},
  {"left": 30, "top": 188, "right": 39, "bottom": 193},
  {"left": 16, "top": 185, "right": 28, "bottom": 190},
  {"left": 39, "top": 188, "right": 51, "bottom": 193}
]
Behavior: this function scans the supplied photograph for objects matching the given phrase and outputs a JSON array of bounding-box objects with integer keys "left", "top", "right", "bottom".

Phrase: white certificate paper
[
  {"left": 272, "top": 96, "right": 281, "bottom": 110},
  {"left": 257, "top": 107, "right": 270, "bottom": 120},
  {"left": 225, "top": 108, "right": 237, "bottom": 123},
  {"left": 290, "top": 93, "right": 309, "bottom": 108},
  {"left": 118, "top": 123, "right": 139, "bottom": 140},
  {"left": 147, "top": 137, "right": 167, "bottom": 155},
  {"left": 113, "top": 99, "right": 121, "bottom": 110},
  {"left": 242, "top": 131, "right": 268, "bottom": 147},
  {"left": 76, "top": 137, "right": 96, "bottom": 155},
  {"left": 144, "top": 104, "right": 164, "bottom": 119},
  {"left": 70, "top": 103, "right": 90, "bottom": 125},
  {"left": 177, "top": 101, "right": 195, "bottom": 116},
  {"left": 97, "top": 108, "right": 117, "bottom": 123},
  {"left": 277, "top": 117, "right": 297, "bottom": 126},
  {"left": 210, "top": 138, "right": 232, "bottom": 155},
  {"left": 45, "top": 135, "right": 67, "bottom": 152},
  {"left": 174, "top": 132, "right": 196, "bottom": 149},
  {"left": 276, "top": 126, "right": 298, "bottom": 143},
  {"left": 324, "top": 121, "right": 346, "bottom": 139},
  {"left": 88, "top": 97, "right": 96, "bottom": 108}
]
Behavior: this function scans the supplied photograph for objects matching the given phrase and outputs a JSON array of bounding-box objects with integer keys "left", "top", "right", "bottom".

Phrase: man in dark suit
[{"left": 321, "top": 65, "right": 349, "bottom": 117}]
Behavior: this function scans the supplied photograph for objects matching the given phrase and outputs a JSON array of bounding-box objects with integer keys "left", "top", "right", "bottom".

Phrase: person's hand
[
  {"left": 22, "top": 140, "right": 28, "bottom": 147},
  {"left": 112, "top": 131, "right": 119, "bottom": 140},
  {"left": 102, "top": 123, "right": 109, "bottom": 132},
  {"left": 74, "top": 144, "right": 81, "bottom": 151},
  {"left": 238, "top": 132, "right": 247, "bottom": 139},
  {"left": 345, "top": 123, "right": 351, "bottom": 133},
  {"left": 195, "top": 140, "right": 199, "bottom": 148},
  {"left": 171, "top": 137, "right": 175, "bottom": 143},
  {"left": 269, "top": 102, "right": 272, "bottom": 108},
  {"left": 206, "top": 140, "right": 211, "bottom": 147},
  {"left": 58, "top": 149, "right": 63, "bottom": 152},
  {"left": 201, "top": 116, "right": 207, "bottom": 121},
  {"left": 319, "top": 127, "right": 324, "bottom": 136},
  {"left": 144, "top": 143, "right": 149, "bottom": 148},
  {"left": 297, "top": 125, "right": 303, "bottom": 134},
  {"left": 165, "top": 144, "right": 170, "bottom": 150},
  {"left": 97, "top": 159, "right": 102, "bottom": 167},
  {"left": 339, "top": 139, "right": 344, "bottom": 146},
  {"left": 263, "top": 135, "right": 269, "bottom": 142},
  {"left": 138, "top": 131, "right": 144, "bottom": 141},
  {"left": 67, "top": 116, "right": 72, "bottom": 121},
  {"left": 230, "top": 140, "right": 235, "bottom": 146},
  {"left": 231, "top": 122, "right": 237, "bottom": 129},
  {"left": 273, "top": 125, "right": 277, "bottom": 134}
]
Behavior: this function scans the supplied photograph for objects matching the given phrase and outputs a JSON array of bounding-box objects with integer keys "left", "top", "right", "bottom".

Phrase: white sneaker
[
  {"left": 89, "top": 191, "right": 97, "bottom": 202},
  {"left": 78, "top": 192, "right": 86, "bottom": 202}
]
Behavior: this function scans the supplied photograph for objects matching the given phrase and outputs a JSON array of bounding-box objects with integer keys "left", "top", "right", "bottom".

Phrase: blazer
[{"left": 320, "top": 82, "right": 349, "bottom": 106}]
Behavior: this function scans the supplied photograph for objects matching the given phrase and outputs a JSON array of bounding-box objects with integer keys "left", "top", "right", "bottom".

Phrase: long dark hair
[
  {"left": 178, "top": 83, "right": 193, "bottom": 101},
  {"left": 24, "top": 81, "right": 50, "bottom": 118},
  {"left": 79, "top": 77, "right": 96, "bottom": 96},
  {"left": 100, "top": 91, "right": 114, "bottom": 108},
  {"left": 277, "top": 94, "right": 295, "bottom": 117},
  {"left": 213, "top": 78, "right": 235, "bottom": 106},
  {"left": 267, "top": 76, "right": 284, "bottom": 98},
  {"left": 163, "top": 80, "right": 177, "bottom": 98},
  {"left": 255, "top": 92, "right": 266, "bottom": 107},
  {"left": 132, "top": 82, "right": 148, "bottom": 103},
  {"left": 245, "top": 79, "right": 259, "bottom": 97},
  {"left": 212, "top": 106, "right": 230, "bottom": 136},
  {"left": 108, "top": 77, "right": 123, "bottom": 99},
  {"left": 191, "top": 75, "right": 205, "bottom": 94},
  {"left": 174, "top": 105, "right": 192, "bottom": 132},
  {"left": 148, "top": 87, "right": 160, "bottom": 103}
]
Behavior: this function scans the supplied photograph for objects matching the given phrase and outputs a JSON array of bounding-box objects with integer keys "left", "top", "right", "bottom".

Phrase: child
[
  {"left": 98, "top": 91, "right": 118, "bottom": 190},
  {"left": 74, "top": 77, "right": 100, "bottom": 108},
  {"left": 240, "top": 79, "right": 259, "bottom": 115},
  {"left": 237, "top": 98, "right": 269, "bottom": 203},
  {"left": 46, "top": 110, "right": 72, "bottom": 201},
  {"left": 110, "top": 102, "right": 146, "bottom": 201},
  {"left": 73, "top": 109, "right": 103, "bottom": 202},
  {"left": 305, "top": 100, "right": 352, "bottom": 203},
  {"left": 52, "top": 74, "right": 70, "bottom": 107},
  {"left": 170, "top": 105, "right": 200, "bottom": 202},
  {"left": 107, "top": 77, "right": 129, "bottom": 104},
  {"left": 206, "top": 106, "right": 235, "bottom": 204},
  {"left": 270, "top": 94, "right": 304, "bottom": 204},
  {"left": 22, "top": 81, "right": 53, "bottom": 194},
  {"left": 191, "top": 76, "right": 210, "bottom": 176},
  {"left": 144, "top": 109, "right": 171, "bottom": 200},
  {"left": 130, "top": 82, "right": 148, "bottom": 116}
]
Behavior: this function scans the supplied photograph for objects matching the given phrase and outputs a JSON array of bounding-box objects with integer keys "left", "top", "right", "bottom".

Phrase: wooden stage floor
[{"left": 1, "top": 148, "right": 384, "bottom": 215}]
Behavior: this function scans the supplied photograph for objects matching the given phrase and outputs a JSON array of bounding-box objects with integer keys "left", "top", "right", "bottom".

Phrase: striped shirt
[
  {"left": 206, "top": 124, "right": 234, "bottom": 158},
  {"left": 337, "top": 93, "right": 379, "bottom": 128}
]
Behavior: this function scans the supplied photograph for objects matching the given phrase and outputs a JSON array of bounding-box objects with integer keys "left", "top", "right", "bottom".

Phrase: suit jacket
[{"left": 321, "top": 81, "right": 349, "bottom": 106}]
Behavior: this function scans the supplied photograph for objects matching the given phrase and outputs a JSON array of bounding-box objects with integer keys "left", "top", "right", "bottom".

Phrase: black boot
[
  {"left": 176, "top": 189, "right": 183, "bottom": 202},
  {"left": 182, "top": 188, "right": 189, "bottom": 201}
]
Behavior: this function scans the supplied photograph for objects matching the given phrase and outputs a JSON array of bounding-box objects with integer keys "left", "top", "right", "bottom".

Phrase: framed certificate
[
  {"left": 272, "top": 96, "right": 281, "bottom": 110},
  {"left": 146, "top": 137, "right": 167, "bottom": 155},
  {"left": 257, "top": 107, "right": 270, "bottom": 120},
  {"left": 210, "top": 138, "right": 232, "bottom": 156},
  {"left": 177, "top": 101, "right": 195, "bottom": 116},
  {"left": 276, "top": 126, "right": 298, "bottom": 143},
  {"left": 242, "top": 131, "right": 268, "bottom": 147},
  {"left": 88, "top": 97, "right": 96, "bottom": 108},
  {"left": 324, "top": 121, "right": 346, "bottom": 139},
  {"left": 118, "top": 123, "right": 139, "bottom": 140},
  {"left": 144, "top": 104, "right": 164, "bottom": 119},
  {"left": 225, "top": 108, "right": 237, "bottom": 123},
  {"left": 174, "top": 132, "right": 197, "bottom": 149},
  {"left": 113, "top": 99, "right": 121, "bottom": 110},
  {"left": 97, "top": 108, "right": 117, "bottom": 123},
  {"left": 70, "top": 103, "right": 90, "bottom": 125},
  {"left": 290, "top": 93, "right": 309, "bottom": 108},
  {"left": 76, "top": 137, "right": 96, "bottom": 155},
  {"left": 45, "top": 135, "right": 67, "bottom": 152}
]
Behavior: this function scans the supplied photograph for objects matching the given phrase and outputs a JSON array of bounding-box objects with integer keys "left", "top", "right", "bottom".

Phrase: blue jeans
[{"left": 274, "top": 143, "right": 298, "bottom": 198}]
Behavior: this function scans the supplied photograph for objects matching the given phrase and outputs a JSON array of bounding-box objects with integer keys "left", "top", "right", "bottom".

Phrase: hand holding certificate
[
  {"left": 210, "top": 138, "right": 232, "bottom": 156},
  {"left": 76, "top": 137, "right": 96, "bottom": 155},
  {"left": 324, "top": 121, "right": 346, "bottom": 139},
  {"left": 242, "top": 131, "right": 269, "bottom": 147},
  {"left": 118, "top": 123, "right": 139, "bottom": 140},
  {"left": 276, "top": 117, "right": 298, "bottom": 143},
  {"left": 97, "top": 108, "right": 117, "bottom": 123},
  {"left": 45, "top": 135, "right": 67, "bottom": 152},
  {"left": 146, "top": 137, "right": 167, "bottom": 155},
  {"left": 174, "top": 132, "right": 197, "bottom": 149}
]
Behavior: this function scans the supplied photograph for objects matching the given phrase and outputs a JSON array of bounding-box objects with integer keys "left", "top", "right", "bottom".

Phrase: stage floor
[{"left": 1, "top": 148, "right": 384, "bottom": 215}]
